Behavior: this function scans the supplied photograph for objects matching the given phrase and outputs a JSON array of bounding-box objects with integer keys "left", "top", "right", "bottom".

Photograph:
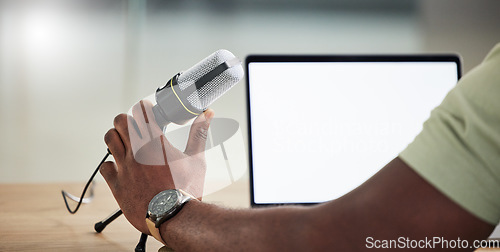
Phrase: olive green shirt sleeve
[{"left": 399, "top": 43, "right": 500, "bottom": 225}]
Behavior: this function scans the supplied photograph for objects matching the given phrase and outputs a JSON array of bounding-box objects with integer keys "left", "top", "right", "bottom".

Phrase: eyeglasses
[{"left": 61, "top": 149, "right": 149, "bottom": 251}]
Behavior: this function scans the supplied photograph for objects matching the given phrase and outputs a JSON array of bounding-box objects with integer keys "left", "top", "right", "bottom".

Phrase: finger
[
  {"left": 104, "top": 128, "right": 125, "bottom": 163},
  {"left": 130, "top": 101, "right": 147, "bottom": 139},
  {"left": 113, "top": 113, "right": 133, "bottom": 155},
  {"left": 141, "top": 99, "right": 164, "bottom": 134},
  {"left": 131, "top": 100, "right": 163, "bottom": 141},
  {"left": 184, "top": 109, "right": 214, "bottom": 156},
  {"left": 100, "top": 161, "right": 118, "bottom": 188}
]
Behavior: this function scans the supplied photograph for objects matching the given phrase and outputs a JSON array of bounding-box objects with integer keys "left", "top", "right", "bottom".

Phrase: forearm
[
  {"left": 160, "top": 200, "right": 314, "bottom": 251},
  {"left": 158, "top": 157, "right": 494, "bottom": 251}
]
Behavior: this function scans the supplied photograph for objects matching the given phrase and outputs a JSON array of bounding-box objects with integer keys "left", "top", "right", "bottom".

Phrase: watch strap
[{"left": 146, "top": 217, "right": 168, "bottom": 246}]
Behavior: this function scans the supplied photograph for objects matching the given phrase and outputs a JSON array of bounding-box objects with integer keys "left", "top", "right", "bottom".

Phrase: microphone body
[
  {"left": 152, "top": 49, "right": 244, "bottom": 127},
  {"left": 152, "top": 73, "right": 201, "bottom": 126}
]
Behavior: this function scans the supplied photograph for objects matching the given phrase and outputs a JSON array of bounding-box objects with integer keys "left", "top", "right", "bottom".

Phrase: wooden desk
[
  {"left": 0, "top": 180, "right": 250, "bottom": 251},
  {"left": 1, "top": 181, "right": 499, "bottom": 251}
]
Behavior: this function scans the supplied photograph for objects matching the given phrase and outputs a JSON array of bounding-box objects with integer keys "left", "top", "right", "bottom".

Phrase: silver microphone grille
[{"left": 177, "top": 49, "right": 244, "bottom": 111}]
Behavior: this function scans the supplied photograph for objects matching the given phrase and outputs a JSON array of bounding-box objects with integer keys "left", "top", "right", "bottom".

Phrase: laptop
[{"left": 246, "top": 54, "right": 461, "bottom": 207}]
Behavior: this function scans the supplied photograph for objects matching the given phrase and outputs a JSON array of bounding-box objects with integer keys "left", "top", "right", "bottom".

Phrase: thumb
[{"left": 184, "top": 109, "right": 214, "bottom": 156}]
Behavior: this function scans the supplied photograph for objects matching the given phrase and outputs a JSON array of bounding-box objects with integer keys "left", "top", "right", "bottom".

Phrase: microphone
[
  {"left": 151, "top": 49, "right": 244, "bottom": 127},
  {"left": 62, "top": 49, "right": 243, "bottom": 251},
  {"left": 92, "top": 50, "right": 244, "bottom": 245},
  {"left": 63, "top": 50, "right": 244, "bottom": 235},
  {"left": 90, "top": 50, "right": 243, "bottom": 251}
]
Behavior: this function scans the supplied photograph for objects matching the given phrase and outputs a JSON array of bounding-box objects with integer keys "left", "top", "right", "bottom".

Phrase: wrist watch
[{"left": 146, "top": 189, "right": 196, "bottom": 246}]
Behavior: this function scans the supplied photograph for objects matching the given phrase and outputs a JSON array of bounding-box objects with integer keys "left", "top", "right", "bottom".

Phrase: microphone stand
[
  {"left": 94, "top": 209, "right": 122, "bottom": 233},
  {"left": 61, "top": 149, "right": 148, "bottom": 252},
  {"left": 95, "top": 207, "right": 149, "bottom": 252},
  {"left": 94, "top": 208, "right": 149, "bottom": 252}
]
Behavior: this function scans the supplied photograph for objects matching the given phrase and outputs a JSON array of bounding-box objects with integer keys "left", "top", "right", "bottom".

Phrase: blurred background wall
[{"left": 1, "top": 0, "right": 499, "bottom": 184}]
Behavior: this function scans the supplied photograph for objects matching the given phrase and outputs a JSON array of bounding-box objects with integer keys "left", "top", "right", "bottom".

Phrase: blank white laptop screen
[{"left": 246, "top": 55, "right": 461, "bottom": 206}]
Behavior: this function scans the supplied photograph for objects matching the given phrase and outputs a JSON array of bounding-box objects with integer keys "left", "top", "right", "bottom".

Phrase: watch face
[{"left": 148, "top": 190, "right": 179, "bottom": 218}]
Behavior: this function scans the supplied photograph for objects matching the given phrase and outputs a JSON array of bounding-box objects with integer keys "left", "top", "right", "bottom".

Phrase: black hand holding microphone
[{"left": 62, "top": 49, "right": 243, "bottom": 251}]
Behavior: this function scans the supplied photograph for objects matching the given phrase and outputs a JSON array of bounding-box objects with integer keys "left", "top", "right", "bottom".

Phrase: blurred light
[{"left": 23, "top": 7, "right": 64, "bottom": 56}]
